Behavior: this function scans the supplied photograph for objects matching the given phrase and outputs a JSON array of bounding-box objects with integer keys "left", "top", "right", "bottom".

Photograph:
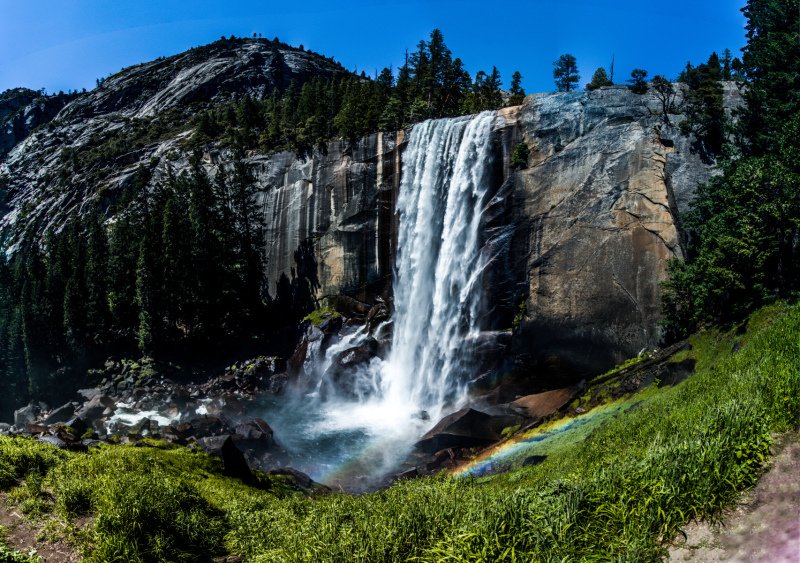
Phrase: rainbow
[{"left": 451, "top": 401, "right": 630, "bottom": 479}]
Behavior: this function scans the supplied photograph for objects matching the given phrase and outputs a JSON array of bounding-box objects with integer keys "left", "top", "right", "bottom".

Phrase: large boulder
[
  {"left": 197, "top": 435, "right": 251, "bottom": 480},
  {"left": 509, "top": 386, "right": 582, "bottom": 420},
  {"left": 76, "top": 394, "right": 115, "bottom": 423},
  {"left": 415, "top": 408, "right": 500, "bottom": 454},
  {"left": 13, "top": 404, "right": 41, "bottom": 428},
  {"left": 43, "top": 403, "right": 76, "bottom": 426},
  {"left": 233, "top": 418, "right": 274, "bottom": 445},
  {"left": 175, "top": 415, "right": 227, "bottom": 438}
]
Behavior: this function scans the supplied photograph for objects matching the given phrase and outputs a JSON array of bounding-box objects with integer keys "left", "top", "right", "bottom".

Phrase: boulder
[
  {"left": 64, "top": 416, "right": 88, "bottom": 437},
  {"left": 509, "top": 386, "right": 581, "bottom": 420},
  {"left": 233, "top": 418, "right": 273, "bottom": 444},
  {"left": 176, "top": 415, "right": 226, "bottom": 438},
  {"left": 38, "top": 435, "right": 68, "bottom": 449},
  {"left": 43, "top": 403, "right": 75, "bottom": 426},
  {"left": 197, "top": 435, "right": 251, "bottom": 480},
  {"left": 318, "top": 315, "right": 343, "bottom": 337},
  {"left": 76, "top": 394, "right": 115, "bottom": 422},
  {"left": 13, "top": 403, "right": 41, "bottom": 428},
  {"left": 415, "top": 408, "right": 500, "bottom": 454},
  {"left": 366, "top": 301, "right": 390, "bottom": 332}
]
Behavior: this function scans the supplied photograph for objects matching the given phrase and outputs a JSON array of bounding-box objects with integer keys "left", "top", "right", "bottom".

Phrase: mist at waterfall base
[{"left": 248, "top": 112, "right": 499, "bottom": 490}]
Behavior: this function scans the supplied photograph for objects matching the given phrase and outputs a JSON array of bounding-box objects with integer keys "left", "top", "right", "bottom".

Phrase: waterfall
[
  {"left": 310, "top": 111, "right": 498, "bottom": 431},
  {"left": 262, "top": 111, "right": 500, "bottom": 488},
  {"left": 381, "top": 111, "right": 497, "bottom": 421}
]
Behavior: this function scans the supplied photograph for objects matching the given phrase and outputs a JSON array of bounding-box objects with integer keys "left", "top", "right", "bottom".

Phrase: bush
[{"left": 510, "top": 142, "right": 529, "bottom": 169}]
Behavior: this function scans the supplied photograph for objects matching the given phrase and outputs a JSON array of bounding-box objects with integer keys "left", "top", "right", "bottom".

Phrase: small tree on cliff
[
  {"left": 652, "top": 75, "right": 677, "bottom": 124},
  {"left": 627, "top": 69, "right": 649, "bottom": 94},
  {"left": 508, "top": 71, "right": 526, "bottom": 105},
  {"left": 553, "top": 54, "right": 580, "bottom": 92},
  {"left": 586, "top": 67, "right": 613, "bottom": 90}
]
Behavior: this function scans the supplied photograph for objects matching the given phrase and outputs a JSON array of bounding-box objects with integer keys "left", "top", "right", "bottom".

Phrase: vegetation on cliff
[
  {"left": 0, "top": 28, "right": 527, "bottom": 416},
  {"left": 0, "top": 153, "right": 322, "bottom": 417},
  {"left": 189, "top": 29, "right": 521, "bottom": 154},
  {"left": 663, "top": 0, "right": 800, "bottom": 339}
]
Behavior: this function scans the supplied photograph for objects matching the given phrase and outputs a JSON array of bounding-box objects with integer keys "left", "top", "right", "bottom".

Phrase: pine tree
[
  {"left": 738, "top": 0, "right": 800, "bottom": 155},
  {"left": 680, "top": 53, "right": 725, "bottom": 158},
  {"left": 84, "top": 212, "right": 110, "bottom": 348},
  {"left": 586, "top": 67, "right": 613, "bottom": 91},
  {"left": 553, "top": 54, "right": 580, "bottom": 92},
  {"left": 627, "top": 69, "right": 649, "bottom": 94},
  {"left": 508, "top": 71, "right": 526, "bottom": 105}
]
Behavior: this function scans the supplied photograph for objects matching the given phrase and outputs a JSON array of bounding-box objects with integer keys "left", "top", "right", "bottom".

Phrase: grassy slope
[{"left": 0, "top": 302, "right": 798, "bottom": 562}]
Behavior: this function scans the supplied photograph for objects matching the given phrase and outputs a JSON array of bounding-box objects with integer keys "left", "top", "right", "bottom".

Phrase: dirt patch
[
  {"left": 669, "top": 431, "right": 800, "bottom": 562},
  {"left": 0, "top": 495, "right": 81, "bottom": 563}
]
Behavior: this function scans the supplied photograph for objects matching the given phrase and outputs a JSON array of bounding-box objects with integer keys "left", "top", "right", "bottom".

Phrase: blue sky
[{"left": 0, "top": 0, "right": 747, "bottom": 95}]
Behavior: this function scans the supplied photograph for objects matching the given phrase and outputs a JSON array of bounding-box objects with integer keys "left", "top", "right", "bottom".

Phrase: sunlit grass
[{"left": 0, "top": 301, "right": 797, "bottom": 561}]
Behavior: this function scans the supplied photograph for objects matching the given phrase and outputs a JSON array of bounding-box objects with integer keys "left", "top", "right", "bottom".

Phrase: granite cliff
[{"left": 0, "top": 39, "right": 741, "bottom": 388}]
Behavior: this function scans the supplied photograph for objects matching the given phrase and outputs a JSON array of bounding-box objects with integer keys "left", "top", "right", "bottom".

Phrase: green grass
[{"left": 0, "top": 302, "right": 798, "bottom": 561}]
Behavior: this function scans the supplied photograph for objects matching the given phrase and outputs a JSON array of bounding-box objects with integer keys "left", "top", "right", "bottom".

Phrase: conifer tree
[
  {"left": 508, "top": 71, "right": 526, "bottom": 105},
  {"left": 553, "top": 54, "right": 580, "bottom": 92},
  {"left": 586, "top": 67, "right": 613, "bottom": 91}
]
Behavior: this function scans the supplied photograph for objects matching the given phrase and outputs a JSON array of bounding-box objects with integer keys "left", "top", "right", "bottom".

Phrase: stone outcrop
[
  {"left": 0, "top": 88, "right": 73, "bottom": 159},
  {"left": 503, "top": 84, "right": 742, "bottom": 382}
]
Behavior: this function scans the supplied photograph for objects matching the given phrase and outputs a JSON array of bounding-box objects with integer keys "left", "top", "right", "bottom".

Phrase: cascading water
[
  {"left": 382, "top": 111, "right": 497, "bottom": 421},
  {"left": 253, "top": 111, "right": 500, "bottom": 488}
]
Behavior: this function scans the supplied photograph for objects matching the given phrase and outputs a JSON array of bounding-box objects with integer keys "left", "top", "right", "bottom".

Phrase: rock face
[
  {"left": 253, "top": 130, "right": 401, "bottom": 300},
  {"left": 0, "top": 36, "right": 742, "bottom": 388},
  {"left": 504, "top": 84, "right": 742, "bottom": 382},
  {"left": 0, "top": 88, "right": 73, "bottom": 159}
]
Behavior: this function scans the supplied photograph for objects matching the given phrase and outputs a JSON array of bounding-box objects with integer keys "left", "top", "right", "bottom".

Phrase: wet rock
[
  {"left": 509, "top": 386, "right": 581, "bottom": 420},
  {"left": 415, "top": 408, "right": 500, "bottom": 454},
  {"left": 197, "top": 435, "right": 251, "bottom": 480},
  {"left": 318, "top": 315, "right": 343, "bottom": 337},
  {"left": 65, "top": 416, "right": 88, "bottom": 437},
  {"left": 396, "top": 467, "right": 420, "bottom": 481},
  {"left": 426, "top": 448, "right": 459, "bottom": 471},
  {"left": 176, "top": 415, "right": 226, "bottom": 438},
  {"left": 233, "top": 419, "right": 274, "bottom": 444},
  {"left": 476, "top": 331, "right": 512, "bottom": 370},
  {"left": 76, "top": 394, "right": 115, "bottom": 422},
  {"left": 324, "top": 337, "right": 381, "bottom": 397},
  {"left": 77, "top": 388, "right": 101, "bottom": 401},
  {"left": 366, "top": 301, "right": 390, "bottom": 332}
]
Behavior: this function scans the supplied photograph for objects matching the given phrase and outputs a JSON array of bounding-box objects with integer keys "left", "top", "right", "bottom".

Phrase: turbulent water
[{"left": 257, "top": 111, "right": 499, "bottom": 488}]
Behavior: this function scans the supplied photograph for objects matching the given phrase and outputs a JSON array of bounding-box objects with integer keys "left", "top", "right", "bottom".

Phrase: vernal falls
[{"left": 248, "top": 111, "right": 500, "bottom": 490}]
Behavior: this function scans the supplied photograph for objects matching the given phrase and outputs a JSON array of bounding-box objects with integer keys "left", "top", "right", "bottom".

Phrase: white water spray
[{"left": 262, "top": 112, "right": 500, "bottom": 487}]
